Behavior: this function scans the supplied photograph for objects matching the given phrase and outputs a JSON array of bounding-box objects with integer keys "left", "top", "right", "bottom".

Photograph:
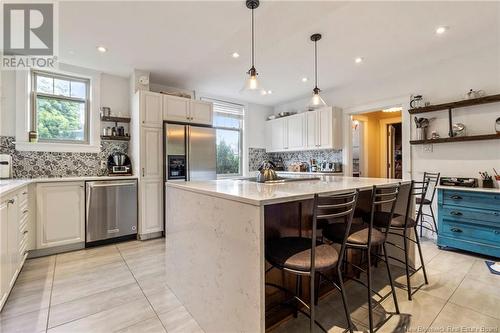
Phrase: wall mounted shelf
[
  {"left": 408, "top": 93, "right": 500, "bottom": 114},
  {"left": 100, "top": 116, "right": 131, "bottom": 123},
  {"left": 100, "top": 135, "right": 130, "bottom": 141},
  {"left": 410, "top": 133, "right": 500, "bottom": 145}
]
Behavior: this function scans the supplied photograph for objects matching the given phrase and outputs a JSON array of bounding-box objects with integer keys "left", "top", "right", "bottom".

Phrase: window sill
[{"left": 15, "top": 141, "right": 101, "bottom": 153}]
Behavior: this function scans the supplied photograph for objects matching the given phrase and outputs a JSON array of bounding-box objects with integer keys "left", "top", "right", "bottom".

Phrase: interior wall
[{"left": 273, "top": 44, "right": 500, "bottom": 179}]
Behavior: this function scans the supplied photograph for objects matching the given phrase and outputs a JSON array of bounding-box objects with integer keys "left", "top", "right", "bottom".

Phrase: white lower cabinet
[
  {"left": 0, "top": 186, "right": 30, "bottom": 310},
  {"left": 140, "top": 179, "right": 163, "bottom": 234},
  {"left": 36, "top": 182, "right": 85, "bottom": 249}
]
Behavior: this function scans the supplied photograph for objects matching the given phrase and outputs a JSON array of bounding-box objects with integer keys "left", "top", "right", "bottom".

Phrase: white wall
[
  {"left": 0, "top": 68, "right": 130, "bottom": 137},
  {"left": 273, "top": 43, "right": 500, "bottom": 179}
]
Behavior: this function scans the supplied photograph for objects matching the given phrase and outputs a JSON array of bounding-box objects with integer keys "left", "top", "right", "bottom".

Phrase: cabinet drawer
[
  {"left": 441, "top": 206, "right": 500, "bottom": 225},
  {"left": 440, "top": 220, "right": 500, "bottom": 246},
  {"left": 442, "top": 190, "right": 500, "bottom": 211}
]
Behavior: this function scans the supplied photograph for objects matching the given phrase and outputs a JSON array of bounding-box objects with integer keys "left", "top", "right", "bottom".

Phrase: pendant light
[
  {"left": 308, "top": 33, "right": 327, "bottom": 109},
  {"left": 242, "top": 0, "right": 261, "bottom": 92}
]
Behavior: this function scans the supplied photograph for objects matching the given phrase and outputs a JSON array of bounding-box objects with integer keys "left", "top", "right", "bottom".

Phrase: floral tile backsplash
[
  {"left": 0, "top": 136, "right": 128, "bottom": 178},
  {"left": 248, "top": 147, "right": 342, "bottom": 172}
]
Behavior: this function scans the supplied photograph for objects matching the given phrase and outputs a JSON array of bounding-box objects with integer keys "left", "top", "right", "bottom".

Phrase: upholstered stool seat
[
  {"left": 323, "top": 222, "right": 386, "bottom": 246},
  {"left": 266, "top": 237, "right": 339, "bottom": 272}
]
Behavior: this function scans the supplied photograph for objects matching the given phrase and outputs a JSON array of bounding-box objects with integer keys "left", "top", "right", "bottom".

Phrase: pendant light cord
[
  {"left": 314, "top": 40, "right": 318, "bottom": 89},
  {"left": 251, "top": 7, "right": 255, "bottom": 68}
]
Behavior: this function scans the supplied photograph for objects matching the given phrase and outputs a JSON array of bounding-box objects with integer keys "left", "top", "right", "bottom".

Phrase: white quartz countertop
[
  {"left": 437, "top": 185, "right": 500, "bottom": 194},
  {"left": 0, "top": 175, "right": 137, "bottom": 197},
  {"left": 277, "top": 171, "right": 343, "bottom": 176},
  {"left": 166, "top": 175, "right": 408, "bottom": 206}
]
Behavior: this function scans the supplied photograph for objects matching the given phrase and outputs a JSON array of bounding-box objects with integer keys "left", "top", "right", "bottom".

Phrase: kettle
[{"left": 257, "top": 161, "right": 278, "bottom": 183}]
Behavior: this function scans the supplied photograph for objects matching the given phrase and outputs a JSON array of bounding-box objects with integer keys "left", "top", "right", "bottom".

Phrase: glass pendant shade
[
  {"left": 308, "top": 89, "right": 327, "bottom": 109},
  {"left": 242, "top": 67, "right": 259, "bottom": 91}
]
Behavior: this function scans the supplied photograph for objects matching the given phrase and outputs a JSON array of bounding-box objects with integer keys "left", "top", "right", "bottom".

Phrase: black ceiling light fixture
[
  {"left": 308, "top": 33, "right": 327, "bottom": 109},
  {"left": 242, "top": 0, "right": 262, "bottom": 93}
]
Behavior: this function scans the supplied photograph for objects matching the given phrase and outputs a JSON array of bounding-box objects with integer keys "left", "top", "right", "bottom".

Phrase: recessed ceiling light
[
  {"left": 435, "top": 26, "right": 449, "bottom": 35},
  {"left": 97, "top": 46, "right": 107, "bottom": 53},
  {"left": 261, "top": 90, "right": 267, "bottom": 95},
  {"left": 232, "top": 52, "right": 240, "bottom": 58},
  {"left": 301, "top": 77, "right": 308, "bottom": 82},
  {"left": 355, "top": 57, "right": 363, "bottom": 64},
  {"left": 267, "top": 90, "right": 272, "bottom": 95}
]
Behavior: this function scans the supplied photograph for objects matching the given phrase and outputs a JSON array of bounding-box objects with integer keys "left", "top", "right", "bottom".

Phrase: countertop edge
[{"left": 437, "top": 185, "right": 500, "bottom": 194}]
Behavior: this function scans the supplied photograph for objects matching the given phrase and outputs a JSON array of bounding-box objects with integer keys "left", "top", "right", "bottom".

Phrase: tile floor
[{"left": 0, "top": 238, "right": 498, "bottom": 333}]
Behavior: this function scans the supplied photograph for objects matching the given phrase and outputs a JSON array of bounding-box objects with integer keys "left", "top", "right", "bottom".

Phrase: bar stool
[
  {"left": 376, "top": 180, "right": 430, "bottom": 300},
  {"left": 417, "top": 172, "right": 440, "bottom": 236},
  {"left": 265, "top": 190, "right": 359, "bottom": 332},
  {"left": 322, "top": 184, "right": 401, "bottom": 333}
]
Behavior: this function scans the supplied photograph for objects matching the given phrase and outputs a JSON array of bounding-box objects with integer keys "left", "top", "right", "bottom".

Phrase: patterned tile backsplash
[
  {"left": 0, "top": 136, "right": 128, "bottom": 178},
  {"left": 248, "top": 147, "right": 342, "bottom": 172}
]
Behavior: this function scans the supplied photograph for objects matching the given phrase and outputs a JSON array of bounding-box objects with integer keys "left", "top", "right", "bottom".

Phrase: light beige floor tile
[
  {"left": 118, "top": 239, "right": 165, "bottom": 258},
  {"left": 47, "top": 298, "right": 156, "bottom": 333},
  {"left": 381, "top": 287, "right": 446, "bottom": 331},
  {"left": 426, "top": 250, "right": 476, "bottom": 275},
  {"left": 143, "top": 285, "right": 182, "bottom": 314},
  {"left": 17, "top": 257, "right": 55, "bottom": 283},
  {"left": 48, "top": 283, "right": 144, "bottom": 328},
  {"left": 55, "top": 245, "right": 123, "bottom": 274},
  {"left": 269, "top": 312, "right": 366, "bottom": 333},
  {"left": 429, "top": 302, "right": 500, "bottom": 331},
  {"left": 0, "top": 287, "right": 51, "bottom": 318},
  {"left": 126, "top": 256, "right": 167, "bottom": 280},
  {"left": 158, "top": 306, "right": 204, "bottom": 333},
  {"left": 115, "top": 317, "right": 167, "bottom": 333},
  {"left": 136, "top": 271, "right": 169, "bottom": 294},
  {"left": 449, "top": 276, "right": 500, "bottom": 319},
  {"left": 51, "top": 261, "right": 136, "bottom": 305},
  {"left": 0, "top": 308, "right": 48, "bottom": 333},
  {"left": 465, "top": 259, "right": 500, "bottom": 287}
]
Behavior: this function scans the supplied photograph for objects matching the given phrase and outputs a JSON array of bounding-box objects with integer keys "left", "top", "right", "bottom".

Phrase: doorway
[{"left": 351, "top": 110, "right": 402, "bottom": 179}]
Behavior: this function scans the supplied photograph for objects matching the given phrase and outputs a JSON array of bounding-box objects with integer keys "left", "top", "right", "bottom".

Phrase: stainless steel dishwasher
[{"left": 86, "top": 179, "right": 137, "bottom": 245}]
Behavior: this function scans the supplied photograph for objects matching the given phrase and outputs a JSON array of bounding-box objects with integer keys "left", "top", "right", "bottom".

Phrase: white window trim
[{"left": 15, "top": 64, "right": 101, "bottom": 153}]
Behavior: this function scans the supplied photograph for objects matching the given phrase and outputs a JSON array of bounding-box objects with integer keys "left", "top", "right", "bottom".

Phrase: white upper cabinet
[
  {"left": 140, "top": 91, "right": 163, "bottom": 127},
  {"left": 190, "top": 100, "right": 213, "bottom": 125},
  {"left": 163, "top": 95, "right": 213, "bottom": 125},
  {"left": 140, "top": 126, "right": 163, "bottom": 179},
  {"left": 265, "top": 107, "right": 343, "bottom": 153},
  {"left": 163, "top": 95, "right": 190, "bottom": 123},
  {"left": 36, "top": 182, "right": 85, "bottom": 249},
  {"left": 286, "top": 113, "right": 305, "bottom": 150}
]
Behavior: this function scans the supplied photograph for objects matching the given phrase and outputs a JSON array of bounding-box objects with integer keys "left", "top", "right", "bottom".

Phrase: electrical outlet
[
  {"left": 100, "top": 161, "right": 107, "bottom": 169},
  {"left": 423, "top": 144, "right": 433, "bottom": 152}
]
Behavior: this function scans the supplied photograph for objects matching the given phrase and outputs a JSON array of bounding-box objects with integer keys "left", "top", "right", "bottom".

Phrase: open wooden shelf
[
  {"left": 408, "top": 93, "right": 500, "bottom": 114},
  {"left": 100, "top": 135, "right": 130, "bottom": 141},
  {"left": 100, "top": 116, "right": 131, "bottom": 123},
  {"left": 410, "top": 133, "right": 500, "bottom": 145}
]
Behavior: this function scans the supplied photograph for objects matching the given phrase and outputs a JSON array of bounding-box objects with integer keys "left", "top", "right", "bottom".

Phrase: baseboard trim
[{"left": 27, "top": 242, "right": 85, "bottom": 258}]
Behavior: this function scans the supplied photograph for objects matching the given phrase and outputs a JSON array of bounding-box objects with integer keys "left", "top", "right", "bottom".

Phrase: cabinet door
[
  {"left": 0, "top": 201, "right": 8, "bottom": 306},
  {"left": 140, "top": 180, "right": 163, "bottom": 234},
  {"left": 140, "top": 126, "right": 163, "bottom": 179},
  {"left": 305, "top": 111, "right": 318, "bottom": 149},
  {"left": 141, "top": 91, "right": 163, "bottom": 127},
  {"left": 190, "top": 100, "right": 213, "bottom": 125},
  {"left": 287, "top": 114, "right": 305, "bottom": 150},
  {"left": 271, "top": 119, "right": 287, "bottom": 151},
  {"left": 7, "top": 195, "right": 19, "bottom": 288},
  {"left": 36, "top": 182, "right": 85, "bottom": 249},
  {"left": 163, "top": 95, "right": 190, "bottom": 123},
  {"left": 318, "top": 107, "right": 333, "bottom": 148}
]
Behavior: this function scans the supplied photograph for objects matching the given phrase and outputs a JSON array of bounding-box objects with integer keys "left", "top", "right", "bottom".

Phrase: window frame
[
  {"left": 31, "top": 70, "right": 91, "bottom": 144},
  {"left": 202, "top": 98, "right": 244, "bottom": 178}
]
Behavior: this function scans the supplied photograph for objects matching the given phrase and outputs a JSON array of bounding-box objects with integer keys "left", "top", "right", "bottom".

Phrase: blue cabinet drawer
[
  {"left": 441, "top": 206, "right": 500, "bottom": 225},
  {"left": 442, "top": 190, "right": 500, "bottom": 211},
  {"left": 440, "top": 220, "right": 500, "bottom": 246}
]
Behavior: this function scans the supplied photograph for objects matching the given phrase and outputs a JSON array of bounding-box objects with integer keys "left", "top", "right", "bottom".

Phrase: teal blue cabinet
[{"left": 438, "top": 188, "right": 500, "bottom": 258}]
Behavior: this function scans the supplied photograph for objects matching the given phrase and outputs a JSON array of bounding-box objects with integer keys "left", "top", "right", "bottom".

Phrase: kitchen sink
[{"left": 240, "top": 176, "right": 320, "bottom": 184}]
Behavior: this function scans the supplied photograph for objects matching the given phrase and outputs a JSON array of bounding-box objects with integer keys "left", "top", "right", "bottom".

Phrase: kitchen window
[
  {"left": 31, "top": 70, "right": 90, "bottom": 143},
  {"left": 203, "top": 98, "right": 244, "bottom": 176}
]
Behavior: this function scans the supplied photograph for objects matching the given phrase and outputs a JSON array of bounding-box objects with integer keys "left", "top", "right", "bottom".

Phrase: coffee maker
[{"left": 107, "top": 152, "right": 132, "bottom": 176}]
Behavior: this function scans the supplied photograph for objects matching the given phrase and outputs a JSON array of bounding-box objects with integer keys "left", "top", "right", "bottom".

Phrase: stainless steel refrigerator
[{"left": 164, "top": 123, "right": 217, "bottom": 181}]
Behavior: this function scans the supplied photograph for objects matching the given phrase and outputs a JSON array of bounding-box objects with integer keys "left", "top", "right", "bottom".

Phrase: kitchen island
[{"left": 165, "top": 175, "right": 411, "bottom": 333}]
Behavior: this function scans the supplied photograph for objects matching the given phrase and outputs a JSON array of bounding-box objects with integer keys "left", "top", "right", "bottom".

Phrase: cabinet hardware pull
[
  {"left": 450, "top": 211, "right": 462, "bottom": 216},
  {"left": 450, "top": 227, "right": 462, "bottom": 233},
  {"left": 22, "top": 192, "right": 27, "bottom": 195},
  {"left": 142, "top": 168, "right": 145, "bottom": 177},
  {"left": 23, "top": 230, "right": 28, "bottom": 235},
  {"left": 494, "top": 212, "right": 499, "bottom": 216},
  {"left": 22, "top": 209, "right": 28, "bottom": 214},
  {"left": 7, "top": 199, "right": 15, "bottom": 205},
  {"left": 450, "top": 195, "right": 462, "bottom": 200}
]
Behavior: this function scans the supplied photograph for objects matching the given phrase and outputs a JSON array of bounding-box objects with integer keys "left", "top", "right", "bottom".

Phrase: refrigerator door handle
[{"left": 186, "top": 125, "right": 190, "bottom": 181}]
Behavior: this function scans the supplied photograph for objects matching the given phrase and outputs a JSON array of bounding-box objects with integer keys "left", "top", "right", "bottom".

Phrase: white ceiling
[{"left": 59, "top": 1, "right": 500, "bottom": 106}]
